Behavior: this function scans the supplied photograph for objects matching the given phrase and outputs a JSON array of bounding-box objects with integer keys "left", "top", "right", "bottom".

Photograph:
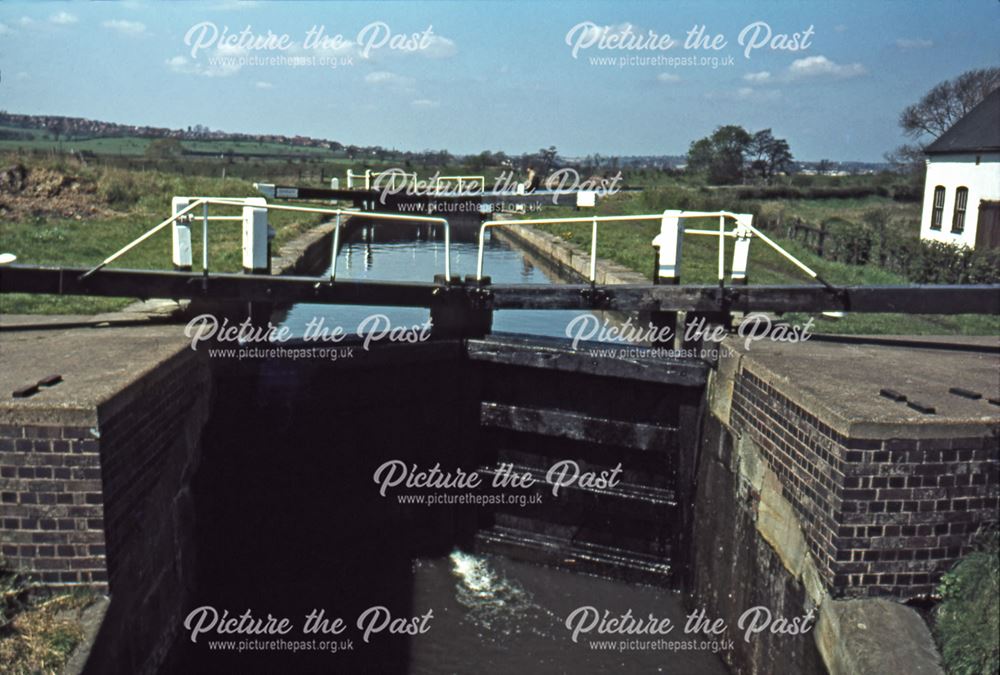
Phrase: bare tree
[
  {"left": 899, "top": 67, "right": 1000, "bottom": 140},
  {"left": 887, "top": 67, "right": 1000, "bottom": 174}
]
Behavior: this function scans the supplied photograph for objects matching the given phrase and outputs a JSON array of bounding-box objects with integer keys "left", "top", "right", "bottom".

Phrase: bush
[
  {"left": 96, "top": 170, "right": 141, "bottom": 208},
  {"left": 828, "top": 220, "right": 875, "bottom": 265},
  {"left": 965, "top": 248, "right": 1000, "bottom": 283},
  {"left": 811, "top": 208, "right": 1000, "bottom": 284},
  {"left": 640, "top": 186, "right": 696, "bottom": 212},
  {"left": 891, "top": 183, "right": 923, "bottom": 202},
  {"left": 935, "top": 530, "right": 999, "bottom": 675},
  {"left": 715, "top": 184, "right": 887, "bottom": 200},
  {"left": 639, "top": 186, "right": 730, "bottom": 213}
]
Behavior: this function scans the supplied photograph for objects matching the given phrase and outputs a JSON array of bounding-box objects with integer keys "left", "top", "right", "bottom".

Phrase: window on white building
[
  {"left": 952, "top": 187, "right": 968, "bottom": 233},
  {"left": 931, "top": 186, "right": 945, "bottom": 230}
]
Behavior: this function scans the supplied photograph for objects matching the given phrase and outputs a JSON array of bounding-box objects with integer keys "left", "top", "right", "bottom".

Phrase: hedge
[
  {"left": 797, "top": 209, "right": 1000, "bottom": 284},
  {"left": 934, "top": 530, "right": 999, "bottom": 675}
]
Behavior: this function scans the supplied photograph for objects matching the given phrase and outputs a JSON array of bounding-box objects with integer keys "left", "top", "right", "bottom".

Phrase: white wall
[{"left": 920, "top": 152, "right": 1000, "bottom": 248}]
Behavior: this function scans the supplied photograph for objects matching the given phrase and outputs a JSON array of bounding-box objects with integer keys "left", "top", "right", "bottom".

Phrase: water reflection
[
  {"left": 447, "top": 550, "right": 555, "bottom": 641},
  {"left": 280, "top": 234, "right": 594, "bottom": 339},
  {"left": 408, "top": 550, "right": 729, "bottom": 674}
]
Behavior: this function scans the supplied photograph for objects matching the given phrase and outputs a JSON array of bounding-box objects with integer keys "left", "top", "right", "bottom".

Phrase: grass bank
[
  {"left": 520, "top": 192, "right": 997, "bottom": 335},
  {"left": 0, "top": 156, "right": 325, "bottom": 314},
  {"left": 0, "top": 566, "right": 100, "bottom": 674}
]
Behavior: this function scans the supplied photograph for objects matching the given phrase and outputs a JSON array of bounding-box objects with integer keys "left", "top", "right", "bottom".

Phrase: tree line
[{"left": 686, "top": 126, "right": 793, "bottom": 185}]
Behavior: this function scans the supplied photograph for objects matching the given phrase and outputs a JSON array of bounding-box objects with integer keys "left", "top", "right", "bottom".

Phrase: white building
[{"left": 919, "top": 89, "right": 1000, "bottom": 249}]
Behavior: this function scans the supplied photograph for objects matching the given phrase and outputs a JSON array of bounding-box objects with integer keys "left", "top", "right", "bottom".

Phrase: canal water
[
  {"left": 165, "top": 222, "right": 727, "bottom": 674},
  {"left": 280, "top": 227, "right": 592, "bottom": 338},
  {"left": 408, "top": 552, "right": 729, "bottom": 674}
]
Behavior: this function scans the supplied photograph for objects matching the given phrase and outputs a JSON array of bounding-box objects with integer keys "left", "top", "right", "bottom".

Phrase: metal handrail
[
  {"left": 80, "top": 198, "right": 452, "bottom": 281},
  {"left": 431, "top": 175, "right": 485, "bottom": 194},
  {"left": 347, "top": 169, "right": 419, "bottom": 191},
  {"left": 476, "top": 211, "right": 832, "bottom": 288}
]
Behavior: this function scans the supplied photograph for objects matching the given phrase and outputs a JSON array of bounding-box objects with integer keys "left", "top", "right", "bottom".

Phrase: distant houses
[
  {"left": 919, "top": 89, "right": 1000, "bottom": 249},
  {"left": 0, "top": 111, "right": 342, "bottom": 151}
]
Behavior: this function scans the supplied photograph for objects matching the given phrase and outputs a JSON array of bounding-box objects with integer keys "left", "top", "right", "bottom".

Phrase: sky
[{"left": 0, "top": 0, "right": 997, "bottom": 162}]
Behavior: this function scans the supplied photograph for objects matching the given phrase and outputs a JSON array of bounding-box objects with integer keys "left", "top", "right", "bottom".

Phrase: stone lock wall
[
  {"left": 730, "top": 368, "right": 999, "bottom": 599},
  {"left": 0, "top": 347, "right": 212, "bottom": 674}
]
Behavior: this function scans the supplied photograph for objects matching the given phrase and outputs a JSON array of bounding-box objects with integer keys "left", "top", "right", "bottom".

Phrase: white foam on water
[{"left": 448, "top": 550, "right": 556, "bottom": 641}]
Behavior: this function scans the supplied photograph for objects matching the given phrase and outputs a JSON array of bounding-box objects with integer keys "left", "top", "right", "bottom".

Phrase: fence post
[
  {"left": 731, "top": 214, "right": 752, "bottom": 285},
  {"left": 241, "top": 198, "right": 269, "bottom": 274},
  {"left": 649, "top": 210, "right": 683, "bottom": 347},
  {"left": 170, "top": 197, "right": 193, "bottom": 271}
]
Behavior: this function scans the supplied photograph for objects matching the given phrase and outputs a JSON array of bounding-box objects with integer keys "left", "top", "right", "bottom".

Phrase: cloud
[
  {"left": 16, "top": 72, "right": 29, "bottom": 81},
  {"left": 102, "top": 19, "right": 146, "bottom": 35},
  {"left": 0, "top": 22, "right": 10, "bottom": 35},
  {"left": 656, "top": 73, "right": 681, "bottom": 83},
  {"left": 355, "top": 31, "right": 457, "bottom": 61},
  {"left": 411, "top": 98, "right": 440, "bottom": 108},
  {"left": 165, "top": 50, "right": 241, "bottom": 77},
  {"left": 364, "top": 70, "right": 415, "bottom": 87},
  {"left": 895, "top": 38, "right": 933, "bottom": 50},
  {"left": 49, "top": 12, "right": 77, "bottom": 25},
  {"left": 739, "top": 56, "right": 864, "bottom": 87},
  {"left": 574, "top": 22, "right": 636, "bottom": 45},
  {"left": 165, "top": 56, "right": 192, "bottom": 72},
  {"left": 833, "top": 24, "right": 847, "bottom": 33},
  {"left": 210, "top": 0, "right": 262, "bottom": 9},
  {"left": 743, "top": 71, "right": 771, "bottom": 83},
  {"left": 297, "top": 39, "right": 356, "bottom": 57},
  {"left": 420, "top": 35, "right": 457, "bottom": 59},
  {"left": 706, "top": 87, "right": 780, "bottom": 102},
  {"left": 736, "top": 87, "right": 780, "bottom": 101},
  {"left": 255, "top": 81, "right": 273, "bottom": 89},
  {"left": 786, "top": 55, "right": 866, "bottom": 80}
]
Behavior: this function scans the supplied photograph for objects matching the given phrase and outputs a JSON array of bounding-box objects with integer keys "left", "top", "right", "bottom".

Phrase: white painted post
[
  {"left": 589, "top": 216, "right": 598, "bottom": 282},
  {"left": 330, "top": 177, "right": 340, "bottom": 190},
  {"left": 346, "top": 170, "right": 354, "bottom": 189},
  {"left": 171, "top": 196, "right": 193, "bottom": 271},
  {"left": 576, "top": 190, "right": 596, "bottom": 208},
  {"left": 241, "top": 197, "right": 269, "bottom": 273},
  {"left": 731, "top": 213, "right": 753, "bottom": 285},
  {"left": 364, "top": 169, "right": 372, "bottom": 190},
  {"left": 651, "top": 209, "right": 683, "bottom": 283}
]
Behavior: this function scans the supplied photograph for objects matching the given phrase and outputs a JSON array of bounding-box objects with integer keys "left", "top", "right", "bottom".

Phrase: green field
[
  {"left": 522, "top": 191, "right": 997, "bottom": 335},
  {"left": 1, "top": 153, "right": 995, "bottom": 334},
  {"left": 0, "top": 162, "right": 325, "bottom": 314},
  {"left": 0, "top": 125, "right": 336, "bottom": 158}
]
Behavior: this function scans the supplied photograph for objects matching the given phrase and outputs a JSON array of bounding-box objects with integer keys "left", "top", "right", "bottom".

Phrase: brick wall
[
  {"left": 0, "top": 424, "right": 107, "bottom": 586},
  {"left": 730, "top": 367, "right": 999, "bottom": 599},
  {"left": 1, "top": 349, "right": 209, "bottom": 594},
  {"left": 96, "top": 350, "right": 209, "bottom": 592},
  {"left": 1, "top": 347, "right": 212, "bottom": 673}
]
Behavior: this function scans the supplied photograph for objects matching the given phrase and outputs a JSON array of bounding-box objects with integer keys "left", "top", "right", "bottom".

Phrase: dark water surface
[
  {"left": 281, "top": 232, "right": 592, "bottom": 339},
  {"left": 162, "top": 225, "right": 727, "bottom": 674},
  {"left": 409, "top": 552, "right": 729, "bottom": 674}
]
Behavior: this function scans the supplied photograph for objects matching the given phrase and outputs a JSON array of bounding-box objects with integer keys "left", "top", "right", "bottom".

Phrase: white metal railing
[
  {"left": 346, "top": 169, "right": 418, "bottom": 191},
  {"left": 431, "top": 175, "right": 485, "bottom": 194},
  {"left": 346, "top": 169, "right": 486, "bottom": 195},
  {"left": 476, "top": 211, "right": 830, "bottom": 287},
  {"left": 81, "top": 198, "right": 452, "bottom": 281}
]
